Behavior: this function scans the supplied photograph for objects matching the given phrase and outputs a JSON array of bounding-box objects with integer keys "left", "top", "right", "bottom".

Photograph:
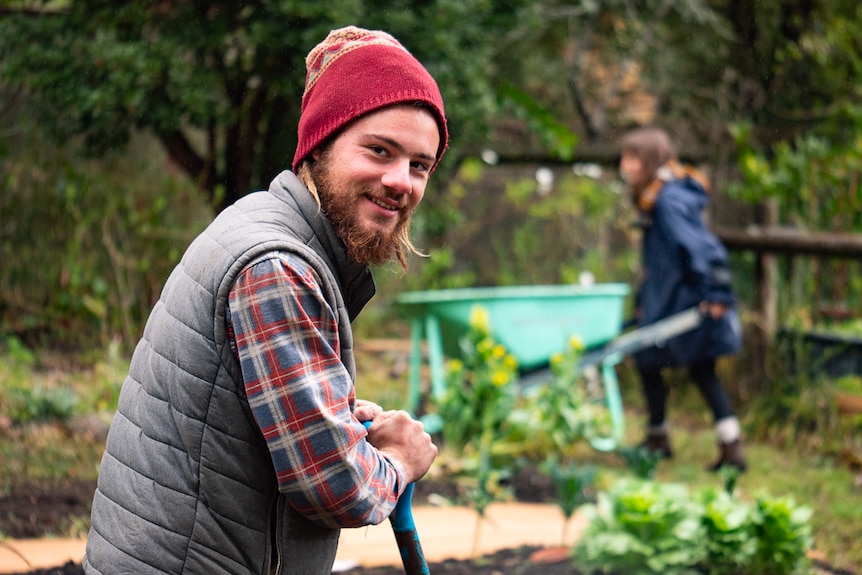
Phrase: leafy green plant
[
  {"left": 434, "top": 305, "right": 519, "bottom": 453},
  {"left": 433, "top": 305, "right": 520, "bottom": 555},
  {"left": 8, "top": 384, "right": 77, "bottom": 424},
  {"left": 616, "top": 445, "right": 664, "bottom": 479},
  {"left": 541, "top": 457, "right": 596, "bottom": 544},
  {"left": 507, "top": 336, "right": 613, "bottom": 458},
  {"left": 750, "top": 496, "right": 813, "bottom": 575},
  {"left": 575, "top": 478, "right": 707, "bottom": 575},
  {"left": 573, "top": 478, "right": 815, "bottom": 575},
  {"left": 699, "top": 488, "right": 757, "bottom": 575}
]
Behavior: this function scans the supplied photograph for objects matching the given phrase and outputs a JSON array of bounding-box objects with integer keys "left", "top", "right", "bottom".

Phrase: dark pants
[{"left": 638, "top": 358, "right": 735, "bottom": 427}]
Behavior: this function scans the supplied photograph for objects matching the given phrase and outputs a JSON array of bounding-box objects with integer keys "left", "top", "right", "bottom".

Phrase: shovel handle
[{"left": 362, "top": 420, "right": 430, "bottom": 575}]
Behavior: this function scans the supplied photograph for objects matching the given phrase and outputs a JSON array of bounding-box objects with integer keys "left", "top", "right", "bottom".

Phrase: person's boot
[
  {"left": 639, "top": 431, "right": 673, "bottom": 459},
  {"left": 709, "top": 439, "right": 747, "bottom": 472}
]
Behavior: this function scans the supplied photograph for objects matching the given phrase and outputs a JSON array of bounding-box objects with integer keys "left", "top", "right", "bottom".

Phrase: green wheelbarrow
[
  {"left": 395, "top": 284, "right": 706, "bottom": 452},
  {"left": 395, "top": 283, "right": 631, "bottom": 451}
]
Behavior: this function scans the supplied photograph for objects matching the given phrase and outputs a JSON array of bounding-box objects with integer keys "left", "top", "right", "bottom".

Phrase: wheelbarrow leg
[
  {"left": 425, "top": 314, "right": 446, "bottom": 403},
  {"left": 407, "top": 317, "right": 424, "bottom": 415},
  {"left": 586, "top": 354, "right": 626, "bottom": 452},
  {"left": 601, "top": 357, "right": 626, "bottom": 443}
]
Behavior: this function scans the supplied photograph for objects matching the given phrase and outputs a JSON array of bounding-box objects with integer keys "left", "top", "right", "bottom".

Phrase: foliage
[
  {"left": 7, "top": 384, "right": 77, "bottom": 424},
  {"left": 508, "top": 336, "right": 614, "bottom": 457},
  {"left": 432, "top": 305, "right": 620, "bottom": 556},
  {"left": 615, "top": 445, "right": 663, "bottom": 480},
  {"left": 430, "top": 305, "right": 520, "bottom": 554},
  {"left": 0, "top": 0, "right": 531, "bottom": 210},
  {"left": 574, "top": 478, "right": 814, "bottom": 575},
  {"left": 0, "top": 127, "right": 211, "bottom": 351},
  {"left": 499, "top": 81, "right": 578, "bottom": 161},
  {"left": 406, "top": 166, "right": 635, "bottom": 291},
  {"left": 750, "top": 495, "right": 814, "bottom": 575},
  {"left": 730, "top": 121, "right": 862, "bottom": 233},
  {"left": 434, "top": 306, "right": 519, "bottom": 456},
  {"left": 541, "top": 457, "right": 596, "bottom": 544},
  {"left": 0, "top": 337, "right": 76, "bottom": 424},
  {"left": 728, "top": 116, "right": 862, "bottom": 353},
  {"left": 575, "top": 479, "right": 708, "bottom": 575},
  {"left": 699, "top": 488, "right": 758, "bottom": 574},
  {"left": 0, "top": 336, "right": 125, "bottom": 425}
]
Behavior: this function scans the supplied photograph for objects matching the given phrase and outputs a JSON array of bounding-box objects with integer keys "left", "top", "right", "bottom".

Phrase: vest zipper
[{"left": 271, "top": 494, "right": 285, "bottom": 574}]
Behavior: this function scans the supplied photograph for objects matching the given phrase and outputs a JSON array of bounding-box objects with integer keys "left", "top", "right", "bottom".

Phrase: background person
[
  {"left": 618, "top": 126, "right": 746, "bottom": 472},
  {"left": 84, "top": 26, "right": 447, "bottom": 575}
]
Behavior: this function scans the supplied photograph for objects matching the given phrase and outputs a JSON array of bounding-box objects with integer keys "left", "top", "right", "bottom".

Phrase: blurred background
[{"left": 1, "top": 2, "right": 862, "bottom": 569}]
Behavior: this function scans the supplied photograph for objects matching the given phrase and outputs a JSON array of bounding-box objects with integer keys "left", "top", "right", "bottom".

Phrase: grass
[{"left": 1, "top": 343, "right": 860, "bottom": 571}]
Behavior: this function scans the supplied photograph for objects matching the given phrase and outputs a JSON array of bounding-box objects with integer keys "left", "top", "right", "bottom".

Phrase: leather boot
[
  {"left": 639, "top": 431, "right": 673, "bottom": 459},
  {"left": 709, "top": 439, "right": 747, "bottom": 472}
]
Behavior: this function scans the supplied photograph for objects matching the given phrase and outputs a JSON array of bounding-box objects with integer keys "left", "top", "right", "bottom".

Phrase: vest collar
[{"left": 269, "top": 170, "right": 376, "bottom": 321}]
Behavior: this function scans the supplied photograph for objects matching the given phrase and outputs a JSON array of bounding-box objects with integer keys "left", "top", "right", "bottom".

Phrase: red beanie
[{"left": 292, "top": 26, "right": 449, "bottom": 173}]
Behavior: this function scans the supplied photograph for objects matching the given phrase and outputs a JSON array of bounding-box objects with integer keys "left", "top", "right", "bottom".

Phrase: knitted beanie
[{"left": 292, "top": 26, "right": 449, "bottom": 172}]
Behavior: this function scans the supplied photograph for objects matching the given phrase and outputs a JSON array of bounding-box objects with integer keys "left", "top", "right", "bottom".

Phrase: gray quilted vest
[{"left": 84, "top": 170, "right": 375, "bottom": 575}]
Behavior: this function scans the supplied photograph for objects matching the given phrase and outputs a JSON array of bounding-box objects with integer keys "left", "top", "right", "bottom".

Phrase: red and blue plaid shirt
[{"left": 226, "top": 253, "right": 404, "bottom": 528}]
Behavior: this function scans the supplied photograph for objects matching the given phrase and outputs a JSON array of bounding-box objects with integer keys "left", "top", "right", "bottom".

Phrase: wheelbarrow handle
[{"left": 362, "top": 420, "right": 430, "bottom": 575}]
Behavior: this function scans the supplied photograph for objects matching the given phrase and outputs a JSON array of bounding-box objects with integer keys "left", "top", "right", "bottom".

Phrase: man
[{"left": 84, "top": 26, "right": 446, "bottom": 575}]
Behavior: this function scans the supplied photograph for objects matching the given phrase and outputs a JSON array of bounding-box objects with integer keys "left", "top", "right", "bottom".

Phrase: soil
[
  {"left": 1, "top": 468, "right": 574, "bottom": 575},
  {"left": 1, "top": 467, "right": 854, "bottom": 575}
]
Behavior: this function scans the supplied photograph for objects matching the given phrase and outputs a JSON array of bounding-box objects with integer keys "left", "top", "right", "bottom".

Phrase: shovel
[
  {"left": 577, "top": 306, "right": 705, "bottom": 369},
  {"left": 362, "top": 420, "right": 430, "bottom": 575}
]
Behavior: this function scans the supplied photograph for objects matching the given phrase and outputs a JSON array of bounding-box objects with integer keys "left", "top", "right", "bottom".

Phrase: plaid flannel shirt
[{"left": 226, "top": 253, "right": 403, "bottom": 528}]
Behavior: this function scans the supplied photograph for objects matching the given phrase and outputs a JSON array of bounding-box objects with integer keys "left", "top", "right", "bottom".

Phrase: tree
[
  {"left": 0, "top": 0, "right": 526, "bottom": 211},
  {"left": 490, "top": 0, "right": 862, "bottom": 162}
]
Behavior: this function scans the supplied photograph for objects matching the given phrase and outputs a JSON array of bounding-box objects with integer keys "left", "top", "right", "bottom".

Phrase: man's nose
[{"left": 380, "top": 160, "right": 412, "bottom": 194}]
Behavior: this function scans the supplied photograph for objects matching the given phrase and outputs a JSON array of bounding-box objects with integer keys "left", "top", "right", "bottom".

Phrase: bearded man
[{"left": 84, "top": 26, "right": 446, "bottom": 575}]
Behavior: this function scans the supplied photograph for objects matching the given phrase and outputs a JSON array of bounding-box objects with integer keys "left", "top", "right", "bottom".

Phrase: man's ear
[{"left": 311, "top": 148, "right": 322, "bottom": 162}]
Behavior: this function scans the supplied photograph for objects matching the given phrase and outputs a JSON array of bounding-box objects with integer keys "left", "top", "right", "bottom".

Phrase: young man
[
  {"left": 84, "top": 26, "right": 447, "bottom": 575},
  {"left": 619, "top": 127, "right": 746, "bottom": 473}
]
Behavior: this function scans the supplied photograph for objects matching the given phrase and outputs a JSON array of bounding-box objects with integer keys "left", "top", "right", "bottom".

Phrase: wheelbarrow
[{"left": 395, "top": 284, "right": 704, "bottom": 452}]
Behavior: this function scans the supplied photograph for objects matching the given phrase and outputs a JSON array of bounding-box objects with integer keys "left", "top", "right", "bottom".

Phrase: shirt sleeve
[{"left": 226, "top": 253, "right": 405, "bottom": 528}]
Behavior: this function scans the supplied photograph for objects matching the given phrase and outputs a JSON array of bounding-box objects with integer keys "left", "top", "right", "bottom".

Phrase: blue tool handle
[{"left": 361, "top": 420, "right": 430, "bottom": 574}]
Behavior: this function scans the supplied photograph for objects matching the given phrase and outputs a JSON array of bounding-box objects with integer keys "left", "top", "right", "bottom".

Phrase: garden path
[{"left": 0, "top": 502, "right": 587, "bottom": 574}]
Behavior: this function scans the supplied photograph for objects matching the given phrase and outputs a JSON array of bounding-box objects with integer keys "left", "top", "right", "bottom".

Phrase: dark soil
[
  {"left": 0, "top": 479, "right": 96, "bottom": 539},
  {"left": 1, "top": 468, "right": 569, "bottom": 575},
  {"left": 2, "top": 548, "right": 577, "bottom": 575},
  {"left": 2, "top": 470, "right": 855, "bottom": 575}
]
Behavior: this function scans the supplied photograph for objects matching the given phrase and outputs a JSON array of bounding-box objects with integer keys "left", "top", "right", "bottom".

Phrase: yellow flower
[
  {"left": 504, "top": 355, "right": 518, "bottom": 370},
  {"left": 469, "top": 305, "right": 491, "bottom": 332},
  {"left": 492, "top": 344, "right": 507, "bottom": 358},
  {"left": 447, "top": 359, "right": 464, "bottom": 372},
  {"left": 492, "top": 370, "right": 510, "bottom": 387},
  {"left": 569, "top": 335, "right": 585, "bottom": 351},
  {"left": 550, "top": 352, "right": 563, "bottom": 367}
]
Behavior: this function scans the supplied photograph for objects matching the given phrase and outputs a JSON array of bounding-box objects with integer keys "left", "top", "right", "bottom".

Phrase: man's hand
[
  {"left": 354, "top": 399, "right": 383, "bottom": 422},
  {"left": 700, "top": 301, "right": 728, "bottom": 319},
  {"left": 365, "top": 410, "right": 437, "bottom": 484}
]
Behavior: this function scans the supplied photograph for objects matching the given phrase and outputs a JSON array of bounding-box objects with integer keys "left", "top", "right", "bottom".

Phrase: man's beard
[{"left": 312, "top": 156, "right": 411, "bottom": 266}]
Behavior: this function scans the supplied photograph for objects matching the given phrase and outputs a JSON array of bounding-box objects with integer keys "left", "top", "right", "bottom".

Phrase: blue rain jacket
[{"left": 633, "top": 175, "right": 742, "bottom": 368}]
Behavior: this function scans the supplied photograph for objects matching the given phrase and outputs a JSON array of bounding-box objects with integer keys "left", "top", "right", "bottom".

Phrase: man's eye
[{"left": 369, "top": 145, "right": 387, "bottom": 156}]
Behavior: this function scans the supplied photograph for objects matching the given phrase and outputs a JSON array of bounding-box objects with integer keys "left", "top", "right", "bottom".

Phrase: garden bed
[{"left": 2, "top": 471, "right": 857, "bottom": 575}]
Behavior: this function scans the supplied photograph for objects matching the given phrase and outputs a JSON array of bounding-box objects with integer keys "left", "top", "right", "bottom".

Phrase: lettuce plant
[
  {"left": 573, "top": 479, "right": 814, "bottom": 575},
  {"left": 575, "top": 479, "right": 707, "bottom": 575}
]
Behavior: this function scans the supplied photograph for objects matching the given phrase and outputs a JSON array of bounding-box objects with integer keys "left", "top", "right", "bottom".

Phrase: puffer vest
[{"left": 84, "top": 170, "right": 375, "bottom": 575}]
